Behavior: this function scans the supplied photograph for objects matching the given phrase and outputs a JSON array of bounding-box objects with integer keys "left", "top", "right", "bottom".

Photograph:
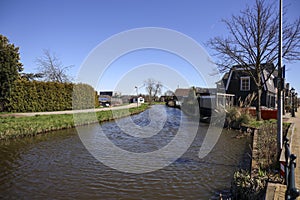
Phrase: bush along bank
[
  {"left": 0, "top": 104, "right": 149, "bottom": 140},
  {"left": 3, "top": 79, "right": 99, "bottom": 112},
  {"left": 230, "top": 114, "right": 290, "bottom": 199}
]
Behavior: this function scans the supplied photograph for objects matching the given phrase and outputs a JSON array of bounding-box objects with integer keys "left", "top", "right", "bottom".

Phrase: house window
[{"left": 240, "top": 77, "right": 250, "bottom": 91}]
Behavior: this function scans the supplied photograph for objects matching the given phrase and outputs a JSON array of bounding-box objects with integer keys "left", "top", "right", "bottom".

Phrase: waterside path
[{"left": 0, "top": 103, "right": 140, "bottom": 117}]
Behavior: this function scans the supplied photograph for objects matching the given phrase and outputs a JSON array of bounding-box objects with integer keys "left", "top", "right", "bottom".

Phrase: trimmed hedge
[{"left": 4, "top": 79, "right": 98, "bottom": 112}]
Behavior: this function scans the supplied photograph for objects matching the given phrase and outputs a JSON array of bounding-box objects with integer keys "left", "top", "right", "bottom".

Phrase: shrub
[
  {"left": 231, "top": 169, "right": 267, "bottom": 200},
  {"left": 238, "top": 112, "right": 252, "bottom": 125},
  {"left": 256, "top": 121, "right": 278, "bottom": 170},
  {"left": 232, "top": 120, "right": 282, "bottom": 199},
  {"left": 225, "top": 106, "right": 253, "bottom": 128},
  {"left": 4, "top": 80, "right": 98, "bottom": 112}
]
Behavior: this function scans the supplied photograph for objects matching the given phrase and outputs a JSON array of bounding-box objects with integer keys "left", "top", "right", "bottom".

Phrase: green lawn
[{"left": 0, "top": 104, "right": 149, "bottom": 140}]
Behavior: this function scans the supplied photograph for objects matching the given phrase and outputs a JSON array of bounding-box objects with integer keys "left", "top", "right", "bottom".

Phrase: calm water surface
[{"left": 0, "top": 105, "right": 250, "bottom": 199}]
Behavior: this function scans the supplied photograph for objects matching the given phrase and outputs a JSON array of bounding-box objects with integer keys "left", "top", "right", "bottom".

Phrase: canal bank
[
  {"left": 0, "top": 103, "right": 141, "bottom": 117},
  {"left": 230, "top": 116, "right": 291, "bottom": 199},
  {"left": 0, "top": 103, "right": 148, "bottom": 140},
  {"left": 265, "top": 111, "right": 300, "bottom": 199}
]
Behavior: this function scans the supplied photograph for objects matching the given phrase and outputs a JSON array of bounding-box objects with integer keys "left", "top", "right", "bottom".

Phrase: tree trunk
[
  {"left": 256, "top": 87, "right": 262, "bottom": 121},
  {"left": 0, "top": 100, "right": 4, "bottom": 112},
  {"left": 148, "top": 96, "right": 152, "bottom": 105}
]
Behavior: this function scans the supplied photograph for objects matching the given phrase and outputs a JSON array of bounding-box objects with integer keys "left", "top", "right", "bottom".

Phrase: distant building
[
  {"left": 159, "top": 95, "right": 174, "bottom": 102},
  {"left": 174, "top": 88, "right": 190, "bottom": 101},
  {"left": 121, "top": 95, "right": 132, "bottom": 104},
  {"left": 172, "top": 87, "right": 234, "bottom": 119},
  {"left": 99, "top": 91, "right": 113, "bottom": 96},
  {"left": 132, "top": 96, "right": 145, "bottom": 104},
  {"left": 110, "top": 98, "right": 121, "bottom": 106},
  {"left": 99, "top": 91, "right": 113, "bottom": 107},
  {"left": 99, "top": 95, "right": 111, "bottom": 107}
]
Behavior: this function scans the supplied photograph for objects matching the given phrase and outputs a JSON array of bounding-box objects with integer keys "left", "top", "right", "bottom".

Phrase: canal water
[{"left": 0, "top": 105, "right": 251, "bottom": 199}]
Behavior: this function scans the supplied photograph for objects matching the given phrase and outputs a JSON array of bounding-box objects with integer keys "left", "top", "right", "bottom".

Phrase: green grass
[
  {"left": 247, "top": 119, "right": 265, "bottom": 128},
  {"left": 150, "top": 101, "right": 166, "bottom": 105},
  {"left": 0, "top": 104, "right": 149, "bottom": 140}
]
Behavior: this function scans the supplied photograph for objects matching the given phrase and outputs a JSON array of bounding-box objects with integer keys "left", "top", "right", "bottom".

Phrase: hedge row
[{"left": 4, "top": 79, "right": 99, "bottom": 112}]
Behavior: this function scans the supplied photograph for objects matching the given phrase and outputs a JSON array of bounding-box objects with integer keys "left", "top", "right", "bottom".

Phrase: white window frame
[{"left": 240, "top": 77, "right": 250, "bottom": 91}]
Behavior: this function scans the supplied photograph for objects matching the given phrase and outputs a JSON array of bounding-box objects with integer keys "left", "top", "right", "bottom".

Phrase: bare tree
[
  {"left": 207, "top": 0, "right": 300, "bottom": 120},
  {"left": 20, "top": 72, "right": 44, "bottom": 81},
  {"left": 36, "top": 49, "right": 73, "bottom": 83},
  {"left": 164, "top": 90, "right": 174, "bottom": 96},
  {"left": 144, "top": 78, "right": 162, "bottom": 105}
]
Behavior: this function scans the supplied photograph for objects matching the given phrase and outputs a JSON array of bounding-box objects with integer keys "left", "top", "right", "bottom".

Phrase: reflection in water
[{"left": 0, "top": 105, "right": 250, "bottom": 199}]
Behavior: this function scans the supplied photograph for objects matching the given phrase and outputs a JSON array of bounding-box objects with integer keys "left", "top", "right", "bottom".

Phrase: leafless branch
[{"left": 35, "top": 49, "right": 73, "bottom": 83}]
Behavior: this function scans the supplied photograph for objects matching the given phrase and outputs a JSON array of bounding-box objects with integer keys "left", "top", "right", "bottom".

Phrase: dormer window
[{"left": 240, "top": 77, "right": 250, "bottom": 91}]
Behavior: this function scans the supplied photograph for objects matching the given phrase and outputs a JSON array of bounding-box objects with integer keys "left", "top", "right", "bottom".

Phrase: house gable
[{"left": 222, "top": 64, "right": 277, "bottom": 108}]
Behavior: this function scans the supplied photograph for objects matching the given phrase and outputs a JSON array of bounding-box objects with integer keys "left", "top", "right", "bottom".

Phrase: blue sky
[{"left": 1, "top": 0, "right": 299, "bottom": 95}]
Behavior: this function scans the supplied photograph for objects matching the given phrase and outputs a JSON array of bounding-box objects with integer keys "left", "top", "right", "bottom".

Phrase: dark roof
[
  {"left": 232, "top": 63, "right": 275, "bottom": 70},
  {"left": 99, "top": 91, "right": 113, "bottom": 96},
  {"left": 216, "top": 72, "right": 229, "bottom": 89},
  {"left": 222, "top": 72, "right": 230, "bottom": 80},
  {"left": 174, "top": 88, "right": 190, "bottom": 97},
  {"left": 222, "top": 64, "right": 277, "bottom": 94},
  {"left": 262, "top": 70, "right": 276, "bottom": 93},
  {"left": 195, "top": 87, "right": 217, "bottom": 95}
]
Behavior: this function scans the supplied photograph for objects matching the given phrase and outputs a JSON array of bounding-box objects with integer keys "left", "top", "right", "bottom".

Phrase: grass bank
[
  {"left": 222, "top": 106, "right": 292, "bottom": 199},
  {"left": 231, "top": 119, "right": 290, "bottom": 199},
  {"left": 0, "top": 104, "right": 149, "bottom": 140}
]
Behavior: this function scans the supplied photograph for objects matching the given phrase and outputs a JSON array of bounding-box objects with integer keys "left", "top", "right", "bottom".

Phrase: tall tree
[
  {"left": 0, "top": 35, "right": 23, "bottom": 111},
  {"left": 36, "top": 49, "right": 73, "bottom": 83},
  {"left": 207, "top": 0, "right": 300, "bottom": 120},
  {"left": 144, "top": 78, "right": 162, "bottom": 105}
]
